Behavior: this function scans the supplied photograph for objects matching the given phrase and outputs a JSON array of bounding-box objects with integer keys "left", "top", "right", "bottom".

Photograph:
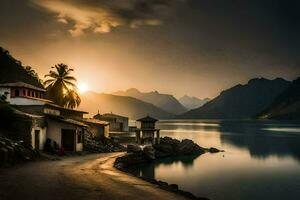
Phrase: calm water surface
[{"left": 128, "top": 120, "right": 300, "bottom": 200}]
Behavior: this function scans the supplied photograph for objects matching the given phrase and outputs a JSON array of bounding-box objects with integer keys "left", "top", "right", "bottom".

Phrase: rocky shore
[
  {"left": 0, "top": 135, "right": 40, "bottom": 166},
  {"left": 114, "top": 137, "right": 223, "bottom": 200},
  {"left": 84, "top": 136, "right": 126, "bottom": 153}
]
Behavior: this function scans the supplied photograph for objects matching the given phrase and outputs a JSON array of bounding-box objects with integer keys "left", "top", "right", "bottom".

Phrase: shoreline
[{"left": 113, "top": 137, "right": 223, "bottom": 200}]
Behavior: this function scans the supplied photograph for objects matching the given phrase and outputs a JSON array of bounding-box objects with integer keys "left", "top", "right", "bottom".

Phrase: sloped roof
[
  {"left": 46, "top": 114, "right": 88, "bottom": 127},
  {"left": 0, "top": 47, "right": 44, "bottom": 90},
  {"left": 45, "top": 103, "right": 88, "bottom": 114},
  {"left": 82, "top": 118, "right": 109, "bottom": 126},
  {"left": 102, "top": 113, "right": 128, "bottom": 119},
  {"left": 137, "top": 115, "right": 158, "bottom": 122}
]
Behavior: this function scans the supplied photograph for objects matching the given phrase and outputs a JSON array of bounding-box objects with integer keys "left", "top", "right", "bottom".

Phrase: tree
[
  {"left": 44, "top": 63, "right": 81, "bottom": 108},
  {"left": 64, "top": 89, "right": 81, "bottom": 109}
]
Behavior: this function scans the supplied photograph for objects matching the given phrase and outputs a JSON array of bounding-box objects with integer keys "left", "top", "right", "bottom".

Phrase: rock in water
[
  {"left": 177, "top": 139, "right": 205, "bottom": 155},
  {"left": 153, "top": 137, "right": 206, "bottom": 157},
  {"left": 208, "top": 147, "right": 222, "bottom": 153}
]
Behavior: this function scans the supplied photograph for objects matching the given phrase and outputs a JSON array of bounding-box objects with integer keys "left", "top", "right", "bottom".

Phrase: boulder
[
  {"left": 176, "top": 139, "right": 205, "bottom": 155},
  {"left": 114, "top": 152, "right": 148, "bottom": 169},
  {"left": 143, "top": 145, "right": 155, "bottom": 160},
  {"left": 169, "top": 184, "right": 179, "bottom": 190},
  {"left": 127, "top": 144, "right": 143, "bottom": 153},
  {"left": 153, "top": 143, "right": 173, "bottom": 157},
  {"left": 160, "top": 137, "right": 180, "bottom": 146},
  {"left": 153, "top": 137, "right": 206, "bottom": 157},
  {"left": 0, "top": 147, "right": 8, "bottom": 162}
]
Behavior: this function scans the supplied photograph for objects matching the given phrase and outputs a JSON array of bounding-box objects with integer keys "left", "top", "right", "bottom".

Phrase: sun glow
[{"left": 78, "top": 83, "right": 88, "bottom": 93}]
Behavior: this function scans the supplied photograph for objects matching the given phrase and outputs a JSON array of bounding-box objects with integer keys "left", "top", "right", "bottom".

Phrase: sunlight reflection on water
[{"left": 263, "top": 127, "right": 300, "bottom": 133}]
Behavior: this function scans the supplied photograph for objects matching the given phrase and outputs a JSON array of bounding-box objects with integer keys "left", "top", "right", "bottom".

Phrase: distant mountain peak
[
  {"left": 113, "top": 88, "right": 187, "bottom": 114},
  {"left": 179, "top": 95, "right": 211, "bottom": 110}
]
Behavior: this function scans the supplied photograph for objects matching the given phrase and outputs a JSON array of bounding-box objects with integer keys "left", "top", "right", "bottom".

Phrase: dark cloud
[{"left": 31, "top": 0, "right": 184, "bottom": 36}]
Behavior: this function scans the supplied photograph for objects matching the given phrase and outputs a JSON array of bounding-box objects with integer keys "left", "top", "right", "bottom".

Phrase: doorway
[
  {"left": 34, "top": 130, "right": 40, "bottom": 150},
  {"left": 61, "top": 129, "right": 75, "bottom": 151}
]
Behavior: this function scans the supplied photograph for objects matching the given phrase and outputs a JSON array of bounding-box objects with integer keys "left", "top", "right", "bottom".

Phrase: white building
[{"left": 0, "top": 81, "right": 92, "bottom": 152}]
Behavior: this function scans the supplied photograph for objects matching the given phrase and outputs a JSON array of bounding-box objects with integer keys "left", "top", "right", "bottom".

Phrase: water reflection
[
  {"left": 217, "top": 120, "right": 300, "bottom": 162},
  {"left": 132, "top": 120, "right": 300, "bottom": 200},
  {"left": 158, "top": 120, "right": 300, "bottom": 162},
  {"left": 128, "top": 155, "right": 200, "bottom": 179}
]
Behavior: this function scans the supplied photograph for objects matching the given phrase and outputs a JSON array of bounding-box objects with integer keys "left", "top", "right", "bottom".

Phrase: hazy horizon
[{"left": 1, "top": 0, "right": 300, "bottom": 98}]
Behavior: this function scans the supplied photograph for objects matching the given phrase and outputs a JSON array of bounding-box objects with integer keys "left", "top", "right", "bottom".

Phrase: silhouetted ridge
[
  {"left": 179, "top": 78, "right": 290, "bottom": 119},
  {"left": 0, "top": 47, "right": 43, "bottom": 89},
  {"left": 258, "top": 77, "right": 300, "bottom": 119}
]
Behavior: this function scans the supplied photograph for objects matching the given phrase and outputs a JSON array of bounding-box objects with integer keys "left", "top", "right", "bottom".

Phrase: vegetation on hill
[
  {"left": 114, "top": 88, "right": 187, "bottom": 114},
  {"left": 0, "top": 47, "right": 43, "bottom": 88},
  {"left": 179, "top": 78, "right": 291, "bottom": 119}
]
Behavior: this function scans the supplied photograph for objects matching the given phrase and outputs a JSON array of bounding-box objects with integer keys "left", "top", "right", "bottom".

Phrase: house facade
[
  {"left": 94, "top": 112, "right": 129, "bottom": 132},
  {"left": 0, "top": 81, "right": 107, "bottom": 152},
  {"left": 0, "top": 48, "right": 113, "bottom": 152}
]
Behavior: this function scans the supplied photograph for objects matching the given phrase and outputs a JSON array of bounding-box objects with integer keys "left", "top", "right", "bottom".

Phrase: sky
[{"left": 1, "top": 0, "right": 300, "bottom": 98}]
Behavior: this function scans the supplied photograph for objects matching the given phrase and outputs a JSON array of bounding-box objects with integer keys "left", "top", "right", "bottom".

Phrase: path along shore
[{"left": 0, "top": 153, "right": 190, "bottom": 200}]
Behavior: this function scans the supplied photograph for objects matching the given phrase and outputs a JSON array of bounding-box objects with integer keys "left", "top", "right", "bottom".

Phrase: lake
[{"left": 128, "top": 120, "right": 300, "bottom": 200}]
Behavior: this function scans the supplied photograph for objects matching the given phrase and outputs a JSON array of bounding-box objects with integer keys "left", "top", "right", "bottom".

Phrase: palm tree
[
  {"left": 64, "top": 89, "right": 81, "bottom": 109},
  {"left": 44, "top": 63, "right": 81, "bottom": 108}
]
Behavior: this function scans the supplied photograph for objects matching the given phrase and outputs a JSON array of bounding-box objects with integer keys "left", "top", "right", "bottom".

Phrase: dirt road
[{"left": 0, "top": 153, "right": 189, "bottom": 200}]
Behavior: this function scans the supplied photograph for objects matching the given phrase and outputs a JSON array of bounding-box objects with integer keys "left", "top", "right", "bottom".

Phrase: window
[
  {"left": 27, "top": 90, "right": 30, "bottom": 96},
  {"left": 77, "top": 131, "right": 83, "bottom": 143},
  {"left": 23, "top": 90, "right": 26, "bottom": 96},
  {"left": 31, "top": 91, "right": 34, "bottom": 97}
]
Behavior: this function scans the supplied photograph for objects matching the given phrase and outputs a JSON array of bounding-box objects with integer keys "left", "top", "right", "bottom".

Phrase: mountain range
[
  {"left": 258, "top": 77, "right": 300, "bottom": 119},
  {"left": 113, "top": 88, "right": 187, "bottom": 115},
  {"left": 178, "top": 95, "right": 211, "bottom": 110},
  {"left": 2, "top": 46, "right": 299, "bottom": 120},
  {"left": 179, "top": 78, "right": 291, "bottom": 119},
  {"left": 79, "top": 91, "right": 174, "bottom": 119}
]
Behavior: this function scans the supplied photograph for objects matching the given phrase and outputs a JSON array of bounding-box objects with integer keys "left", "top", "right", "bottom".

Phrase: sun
[{"left": 78, "top": 83, "right": 89, "bottom": 93}]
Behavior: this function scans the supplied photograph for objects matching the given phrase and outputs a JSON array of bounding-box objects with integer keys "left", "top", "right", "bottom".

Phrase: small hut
[{"left": 135, "top": 115, "right": 160, "bottom": 145}]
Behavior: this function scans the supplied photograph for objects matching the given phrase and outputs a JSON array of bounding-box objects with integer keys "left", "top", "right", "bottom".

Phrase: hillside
[
  {"left": 113, "top": 88, "right": 187, "bottom": 114},
  {"left": 0, "top": 47, "right": 43, "bottom": 89},
  {"left": 79, "top": 91, "right": 174, "bottom": 119},
  {"left": 179, "top": 78, "right": 290, "bottom": 119},
  {"left": 258, "top": 77, "right": 300, "bottom": 119},
  {"left": 179, "top": 95, "right": 210, "bottom": 110}
]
